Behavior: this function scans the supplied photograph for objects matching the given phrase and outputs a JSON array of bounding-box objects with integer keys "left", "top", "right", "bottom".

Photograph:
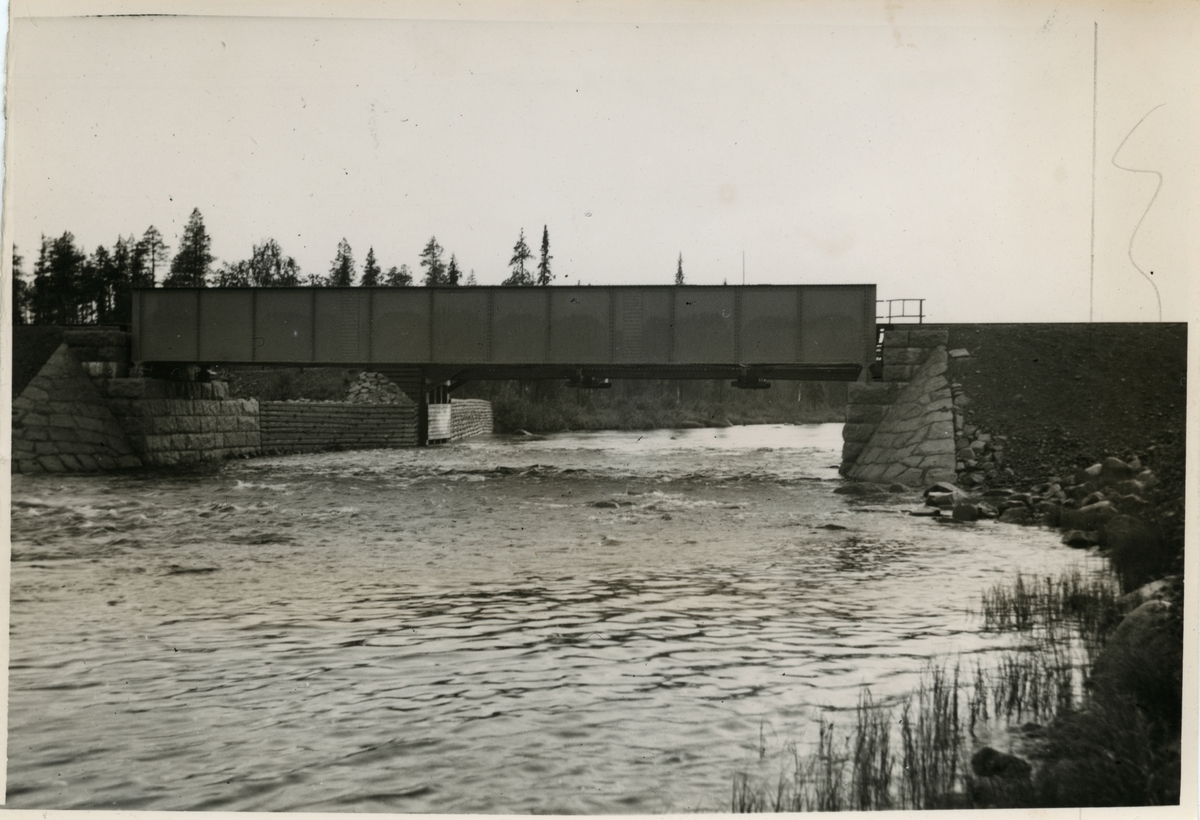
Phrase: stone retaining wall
[
  {"left": 840, "top": 329, "right": 957, "bottom": 486},
  {"left": 103, "top": 380, "right": 261, "bottom": 467},
  {"left": 450, "top": 399, "right": 493, "bottom": 441},
  {"left": 259, "top": 402, "right": 419, "bottom": 453}
]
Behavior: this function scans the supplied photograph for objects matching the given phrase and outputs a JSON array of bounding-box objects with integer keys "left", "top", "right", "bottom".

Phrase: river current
[{"left": 7, "top": 424, "right": 1102, "bottom": 812}]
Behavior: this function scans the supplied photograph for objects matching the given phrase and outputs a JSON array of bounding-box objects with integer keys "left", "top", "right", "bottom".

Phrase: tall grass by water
[
  {"left": 733, "top": 667, "right": 968, "bottom": 811},
  {"left": 731, "top": 565, "right": 1180, "bottom": 811}
]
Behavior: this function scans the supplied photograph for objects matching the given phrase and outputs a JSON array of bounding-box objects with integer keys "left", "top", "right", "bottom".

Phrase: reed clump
[
  {"left": 732, "top": 567, "right": 1181, "bottom": 811},
  {"left": 734, "top": 667, "right": 971, "bottom": 812}
]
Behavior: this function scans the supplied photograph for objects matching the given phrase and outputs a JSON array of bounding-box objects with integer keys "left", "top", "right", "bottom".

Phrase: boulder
[
  {"left": 952, "top": 502, "right": 980, "bottom": 522},
  {"left": 1100, "top": 456, "right": 1135, "bottom": 483},
  {"left": 1110, "top": 479, "right": 1146, "bottom": 496},
  {"left": 1116, "top": 576, "right": 1178, "bottom": 611},
  {"left": 1059, "top": 500, "right": 1118, "bottom": 530},
  {"left": 925, "top": 480, "right": 965, "bottom": 497},
  {"left": 834, "top": 482, "right": 886, "bottom": 496},
  {"left": 1090, "top": 599, "right": 1182, "bottom": 717},
  {"left": 1062, "top": 529, "right": 1100, "bottom": 548},
  {"left": 1099, "top": 514, "right": 1162, "bottom": 553},
  {"left": 1112, "top": 494, "right": 1153, "bottom": 517},
  {"left": 998, "top": 507, "right": 1033, "bottom": 525},
  {"left": 1073, "top": 463, "right": 1103, "bottom": 485}
]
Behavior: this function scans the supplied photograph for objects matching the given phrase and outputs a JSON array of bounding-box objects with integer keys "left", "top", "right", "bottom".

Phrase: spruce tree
[
  {"left": 675, "top": 253, "right": 684, "bottom": 285},
  {"left": 164, "top": 209, "right": 212, "bottom": 287},
  {"left": 328, "top": 238, "right": 356, "bottom": 286},
  {"left": 419, "top": 237, "right": 446, "bottom": 286},
  {"left": 30, "top": 232, "right": 88, "bottom": 323},
  {"left": 361, "top": 247, "right": 381, "bottom": 287},
  {"left": 446, "top": 254, "right": 462, "bottom": 286},
  {"left": 503, "top": 228, "right": 533, "bottom": 286},
  {"left": 86, "top": 244, "right": 115, "bottom": 322},
  {"left": 536, "top": 225, "right": 553, "bottom": 285}
]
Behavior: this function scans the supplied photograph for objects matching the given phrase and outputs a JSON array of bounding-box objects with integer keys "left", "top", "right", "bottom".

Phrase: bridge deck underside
[{"left": 379, "top": 363, "right": 863, "bottom": 384}]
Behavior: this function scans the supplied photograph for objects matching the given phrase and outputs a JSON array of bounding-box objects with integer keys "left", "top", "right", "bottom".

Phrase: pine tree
[
  {"left": 675, "top": 253, "right": 684, "bottom": 285},
  {"left": 86, "top": 244, "right": 115, "bottom": 322},
  {"left": 164, "top": 209, "right": 213, "bottom": 287},
  {"left": 536, "top": 225, "right": 553, "bottom": 286},
  {"left": 107, "top": 236, "right": 143, "bottom": 324},
  {"left": 419, "top": 237, "right": 446, "bottom": 286},
  {"left": 465, "top": 269, "right": 478, "bottom": 286},
  {"left": 446, "top": 254, "right": 462, "bottom": 286},
  {"left": 31, "top": 236, "right": 51, "bottom": 323},
  {"left": 361, "top": 247, "right": 381, "bottom": 287},
  {"left": 139, "top": 225, "right": 169, "bottom": 285},
  {"left": 12, "top": 245, "right": 30, "bottom": 324},
  {"left": 385, "top": 264, "right": 414, "bottom": 287},
  {"left": 128, "top": 235, "right": 152, "bottom": 288},
  {"left": 328, "top": 238, "right": 356, "bottom": 286},
  {"left": 503, "top": 228, "right": 534, "bottom": 286}
]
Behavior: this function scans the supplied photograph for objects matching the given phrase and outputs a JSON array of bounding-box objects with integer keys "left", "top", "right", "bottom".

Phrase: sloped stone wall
[
  {"left": 259, "top": 402, "right": 418, "bottom": 453},
  {"left": 11, "top": 344, "right": 143, "bottom": 474},
  {"left": 841, "top": 329, "right": 956, "bottom": 486},
  {"left": 841, "top": 382, "right": 900, "bottom": 467},
  {"left": 450, "top": 399, "right": 493, "bottom": 441}
]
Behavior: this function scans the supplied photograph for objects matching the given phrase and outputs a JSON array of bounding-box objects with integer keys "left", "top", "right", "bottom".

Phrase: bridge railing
[{"left": 876, "top": 298, "right": 925, "bottom": 324}]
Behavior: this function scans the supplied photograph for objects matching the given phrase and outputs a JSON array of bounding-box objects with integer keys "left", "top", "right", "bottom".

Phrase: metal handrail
[{"left": 876, "top": 298, "right": 924, "bottom": 324}]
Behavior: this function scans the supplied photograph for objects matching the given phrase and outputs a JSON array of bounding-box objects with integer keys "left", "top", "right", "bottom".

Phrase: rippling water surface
[{"left": 8, "top": 424, "right": 1101, "bottom": 812}]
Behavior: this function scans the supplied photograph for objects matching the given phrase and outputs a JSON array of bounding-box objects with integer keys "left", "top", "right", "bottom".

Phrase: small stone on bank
[{"left": 1062, "top": 529, "right": 1100, "bottom": 548}]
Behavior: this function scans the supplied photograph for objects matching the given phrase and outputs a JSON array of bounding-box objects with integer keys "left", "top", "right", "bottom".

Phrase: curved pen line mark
[{"left": 1110, "top": 104, "right": 1166, "bottom": 321}]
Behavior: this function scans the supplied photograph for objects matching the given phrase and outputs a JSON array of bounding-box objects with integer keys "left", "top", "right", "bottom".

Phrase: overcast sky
[{"left": 5, "top": 0, "right": 1197, "bottom": 322}]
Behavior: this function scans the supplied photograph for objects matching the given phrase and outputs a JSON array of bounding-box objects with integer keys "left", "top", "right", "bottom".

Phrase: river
[{"left": 7, "top": 424, "right": 1103, "bottom": 812}]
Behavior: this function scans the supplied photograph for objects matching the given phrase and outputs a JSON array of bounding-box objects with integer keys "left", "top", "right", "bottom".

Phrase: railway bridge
[{"left": 132, "top": 284, "right": 877, "bottom": 442}]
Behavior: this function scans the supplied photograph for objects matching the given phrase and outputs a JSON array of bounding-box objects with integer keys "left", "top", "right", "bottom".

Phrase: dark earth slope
[{"left": 935, "top": 323, "right": 1187, "bottom": 483}]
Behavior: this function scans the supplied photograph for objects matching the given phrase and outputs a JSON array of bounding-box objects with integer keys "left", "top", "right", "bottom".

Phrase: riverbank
[{"left": 734, "top": 450, "right": 1185, "bottom": 810}]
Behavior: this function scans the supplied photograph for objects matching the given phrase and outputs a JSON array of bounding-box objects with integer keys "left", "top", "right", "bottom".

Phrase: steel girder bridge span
[{"left": 132, "top": 284, "right": 876, "bottom": 443}]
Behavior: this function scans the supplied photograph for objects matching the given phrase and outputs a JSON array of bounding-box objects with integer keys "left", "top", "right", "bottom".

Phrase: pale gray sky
[{"left": 5, "top": 0, "right": 1197, "bottom": 321}]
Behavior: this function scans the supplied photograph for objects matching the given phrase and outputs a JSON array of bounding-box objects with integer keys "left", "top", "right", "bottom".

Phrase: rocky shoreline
[{"left": 837, "top": 449, "right": 1183, "bottom": 807}]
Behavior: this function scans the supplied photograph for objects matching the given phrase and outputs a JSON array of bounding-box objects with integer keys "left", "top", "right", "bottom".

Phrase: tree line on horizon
[{"left": 12, "top": 207, "right": 688, "bottom": 326}]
